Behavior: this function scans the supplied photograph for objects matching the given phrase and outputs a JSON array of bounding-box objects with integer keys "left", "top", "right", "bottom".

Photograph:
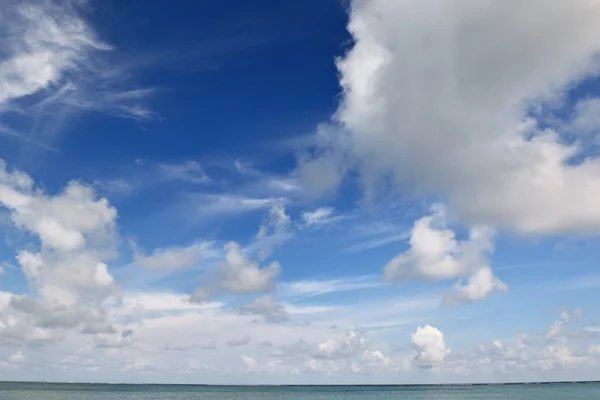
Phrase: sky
[{"left": 1, "top": 0, "right": 600, "bottom": 385}]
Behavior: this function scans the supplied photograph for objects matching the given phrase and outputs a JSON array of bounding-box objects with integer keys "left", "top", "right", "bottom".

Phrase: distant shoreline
[{"left": 1, "top": 380, "right": 598, "bottom": 387}]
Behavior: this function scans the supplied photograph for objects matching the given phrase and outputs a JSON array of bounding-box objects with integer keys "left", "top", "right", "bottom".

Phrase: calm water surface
[{"left": 0, "top": 382, "right": 599, "bottom": 399}]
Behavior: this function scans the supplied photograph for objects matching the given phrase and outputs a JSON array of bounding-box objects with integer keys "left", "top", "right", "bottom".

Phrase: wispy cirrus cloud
[
  {"left": 93, "top": 159, "right": 213, "bottom": 198},
  {"left": 343, "top": 233, "right": 409, "bottom": 254},
  {"left": 279, "top": 276, "right": 381, "bottom": 299},
  {"left": 301, "top": 207, "right": 346, "bottom": 228},
  {"left": 131, "top": 239, "right": 219, "bottom": 271},
  {"left": 185, "top": 192, "right": 287, "bottom": 217},
  {"left": 156, "top": 161, "right": 211, "bottom": 184},
  {"left": 0, "top": 0, "right": 156, "bottom": 149}
]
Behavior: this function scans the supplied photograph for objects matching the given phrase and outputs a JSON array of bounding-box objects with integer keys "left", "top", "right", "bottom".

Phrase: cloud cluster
[
  {"left": 472, "top": 309, "right": 597, "bottom": 376},
  {"left": 2, "top": 0, "right": 600, "bottom": 385},
  {"left": 0, "top": 159, "right": 125, "bottom": 345},
  {"left": 237, "top": 309, "right": 600, "bottom": 380},
  {"left": 299, "top": 0, "right": 600, "bottom": 236},
  {"left": 314, "top": 330, "right": 366, "bottom": 360}
]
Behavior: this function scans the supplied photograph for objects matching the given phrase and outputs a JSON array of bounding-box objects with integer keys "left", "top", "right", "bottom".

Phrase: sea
[{"left": 0, "top": 382, "right": 599, "bottom": 399}]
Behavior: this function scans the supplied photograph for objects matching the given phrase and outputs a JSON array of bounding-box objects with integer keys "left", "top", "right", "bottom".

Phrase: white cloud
[
  {"left": 1, "top": 172, "right": 116, "bottom": 253},
  {"left": 240, "top": 356, "right": 300, "bottom": 375},
  {"left": 241, "top": 355, "right": 258, "bottom": 370},
  {"left": 239, "top": 295, "right": 289, "bottom": 324},
  {"left": 0, "top": 279, "right": 595, "bottom": 382},
  {"left": 362, "top": 350, "right": 393, "bottom": 369},
  {"left": 121, "top": 292, "right": 223, "bottom": 314},
  {"left": 8, "top": 351, "right": 25, "bottom": 363},
  {"left": 94, "top": 178, "right": 135, "bottom": 196},
  {"left": 0, "top": 3, "right": 108, "bottom": 105},
  {"left": 132, "top": 240, "right": 217, "bottom": 271},
  {"left": 0, "top": 1, "right": 155, "bottom": 148},
  {"left": 157, "top": 161, "right": 211, "bottom": 184},
  {"left": 445, "top": 267, "right": 508, "bottom": 305},
  {"left": 191, "top": 242, "right": 280, "bottom": 302},
  {"left": 231, "top": 159, "right": 303, "bottom": 196},
  {"left": 344, "top": 233, "right": 408, "bottom": 254},
  {"left": 314, "top": 330, "right": 366, "bottom": 360},
  {"left": 384, "top": 206, "right": 466, "bottom": 281},
  {"left": 254, "top": 204, "right": 292, "bottom": 260},
  {"left": 546, "top": 308, "right": 583, "bottom": 339},
  {"left": 301, "top": 207, "right": 337, "bottom": 227},
  {"left": 266, "top": 178, "right": 302, "bottom": 193},
  {"left": 190, "top": 193, "right": 285, "bottom": 216},
  {"left": 411, "top": 325, "right": 450, "bottom": 368},
  {"left": 473, "top": 311, "right": 598, "bottom": 376},
  {"left": 299, "top": 0, "right": 600, "bottom": 235},
  {"left": 279, "top": 276, "right": 380, "bottom": 298},
  {"left": 384, "top": 205, "right": 505, "bottom": 303},
  {"left": 0, "top": 159, "right": 122, "bottom": 345}
]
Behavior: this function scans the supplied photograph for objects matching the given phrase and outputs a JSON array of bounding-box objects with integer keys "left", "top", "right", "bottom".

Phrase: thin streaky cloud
[
  {"left": 343, "top": 233, "right": 410, "bottom": 254},
  {"left": 0, "top": 124, "right": 59, "bottom": 152}
]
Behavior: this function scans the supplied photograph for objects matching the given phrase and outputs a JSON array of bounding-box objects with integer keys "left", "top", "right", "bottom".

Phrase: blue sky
[{"left": 1, "top": 0, "right": 600, "bottom": 384}]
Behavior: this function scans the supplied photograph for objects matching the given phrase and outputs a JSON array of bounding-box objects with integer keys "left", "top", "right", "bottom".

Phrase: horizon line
[{"left": 1, "top": 380, "right": 599, "bottom": 387}]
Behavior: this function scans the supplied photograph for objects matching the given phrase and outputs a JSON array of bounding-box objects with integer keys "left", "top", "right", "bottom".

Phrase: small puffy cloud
[
  {"left": 238, "top": 295, "right": 289, "bottom": 324},
  {"left": 301, "top": 207, "right": 337, "bottom": 227},
  {"left": 385, "top": 205, "right": 505, "bottom": 304},
  {"left": 444, "top": 267, "right": 508, "bottom": 305},
  {"left": 411, "top": 325, "right": 450, "bottom": 368},
  {"left": 8, "top": 351, "right": 25, "bottom": 363},
  {"left": 133, "top": 240, "right": 217, "bottom": 271},
  {"left": 362, "top": 350, "right": 393, "bottom": 369},
  {"left": 241, "top": 355, "right": 258, "bottom": 371},
  {"left": 314, "top": 330, "right": 366, "bottom": 360},
  {"left": 384, "top": 206, "right": 466, "bottom": 281},
  {"left": 191, "top": 242, "right": 280, "bottom": 302}
]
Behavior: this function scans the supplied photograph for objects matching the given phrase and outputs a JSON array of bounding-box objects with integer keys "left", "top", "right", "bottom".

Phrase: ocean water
[{"left": 0, "top": 382, "right": 599, "bottom": 400}]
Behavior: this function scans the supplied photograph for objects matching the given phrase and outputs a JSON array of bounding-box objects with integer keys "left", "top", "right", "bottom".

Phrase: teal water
[{"left": 1, "top": 382, "right": 599, "bottom": 399}]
